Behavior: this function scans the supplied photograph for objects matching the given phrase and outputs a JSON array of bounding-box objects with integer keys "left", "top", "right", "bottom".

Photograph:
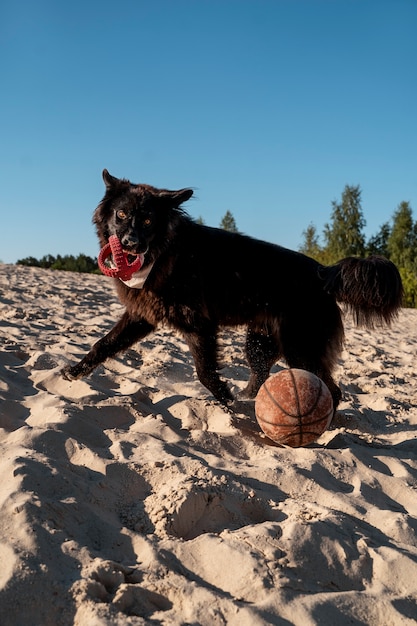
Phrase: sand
[{"left": 0, "top": 263, "right": 416, "bottom": 625}]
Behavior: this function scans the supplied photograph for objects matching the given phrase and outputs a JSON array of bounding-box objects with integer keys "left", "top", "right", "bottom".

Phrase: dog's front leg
[
  {"left": 62, "top": 312, "right": 155, "bottom": 380},
  {"left": 184, "top": 330, "right": 233, "bottom": 404}
]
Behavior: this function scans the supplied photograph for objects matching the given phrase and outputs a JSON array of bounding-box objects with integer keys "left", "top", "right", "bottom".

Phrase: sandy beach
[{"left": 0, "top": 263, "right": 416, "bottom": 625}]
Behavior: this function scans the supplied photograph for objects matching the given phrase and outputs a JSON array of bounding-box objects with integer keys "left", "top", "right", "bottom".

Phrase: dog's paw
[
  {"left": 220, "top": 396, "right": 235, "bottom": 408},
  {"left": 61, "top": 365, "right": 80, "bottom": 381},
  {"left": 212, "top": 383, "right": 234, "bottom": 406},
  {"left": 238, "top": 386, "right": 258, "bottom": 400}
]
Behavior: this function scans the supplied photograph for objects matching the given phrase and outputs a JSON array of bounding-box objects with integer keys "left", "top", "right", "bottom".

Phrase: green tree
[
  {"left": 299, "top": 223, "right": 323, "bottom": 260},
  {"left": 323, "top": 185, "right": 366, "bottom": 263},
  {"left": 366, "top": 222, "right": 391, "bottom": 257},
  {"left": 220, "top": 211, "right": 238, "bottom": 232},
  {"left": 387, "top": 202, "right": 417, "bottom": 269},
  {"left": 399, "top": 267, "right": 417, "bottom": 308},
  {"left": 386, "top": 201, "right": 417, "bottom": 307},
  {"left": 40, "top": 254, "right": 56, "bottom": 268},
  {"left": 50, "top": 254, "right": 65, "bottom": 270},
  {"left": 17, "top": 256, "right": 41, "bottom": 267},
  {"left": 17, "top": 253, "right": 98, "bottom": 273}
]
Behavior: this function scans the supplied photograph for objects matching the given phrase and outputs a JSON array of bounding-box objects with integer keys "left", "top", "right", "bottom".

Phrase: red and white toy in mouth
[{"left": 98, "top": 235, "right": 144, "bottom": 281}]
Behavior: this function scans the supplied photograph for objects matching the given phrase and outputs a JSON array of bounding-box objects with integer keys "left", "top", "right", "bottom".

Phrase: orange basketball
[{"left": 255, "top": 369, "right": 334, "bottom": 447}]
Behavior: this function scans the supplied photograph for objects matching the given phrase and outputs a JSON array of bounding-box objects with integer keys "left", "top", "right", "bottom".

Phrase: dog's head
[{"left": 94, "top": 169, "right": 193, "bottom": 260}]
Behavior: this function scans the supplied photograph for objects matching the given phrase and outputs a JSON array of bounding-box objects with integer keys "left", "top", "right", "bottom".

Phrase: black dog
[{"left": 63, "top": 169, "right": 403, "bottom": 409}]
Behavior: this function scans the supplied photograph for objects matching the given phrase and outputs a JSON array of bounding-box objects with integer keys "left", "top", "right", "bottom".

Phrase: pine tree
[
  {"left": 299, "top": 223, "right": 322, "bottom": 260},
  {"left": 387, "top": 201, "right": 417, "bottom": 307},
  {"left": 220, "top": 211, "right": 238, "bottom": 232},
  {"left": 323, "top": 185, "right": 366, "bottom": 263},
  {"left": 366, "top": 222, "right": 391, "bottom": 257},
  {"left": 387, "top": 201, "right": 417, "bottom": 269},
  {"left": 17, "top": 253, "right": 98, "bottom": 273}
]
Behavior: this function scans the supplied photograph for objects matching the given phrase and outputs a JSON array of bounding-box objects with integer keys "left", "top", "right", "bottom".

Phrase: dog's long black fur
[{"left": 63, "top": 170, "right": 403, "bottom": 409}]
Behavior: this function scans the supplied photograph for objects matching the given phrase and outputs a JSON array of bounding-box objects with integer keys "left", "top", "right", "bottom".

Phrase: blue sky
[{"left": 1, "top": 0, "right": 416, "bottom": 264}]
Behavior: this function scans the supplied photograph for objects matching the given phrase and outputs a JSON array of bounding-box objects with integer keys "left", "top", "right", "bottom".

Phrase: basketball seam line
[
  {"left": 263, "top": 374, "right": 323, "bottom": 419},
  {"left": 290, "top": 369, "right": 303, "bottom": 447},
  {"left": 260, "top": 406, "right": 334, "bottom": 431}
]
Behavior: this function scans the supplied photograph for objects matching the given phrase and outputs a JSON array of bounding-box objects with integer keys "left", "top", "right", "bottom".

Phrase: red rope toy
[{"left": 98, "top": 235, "right": 143, "bottom": 281}]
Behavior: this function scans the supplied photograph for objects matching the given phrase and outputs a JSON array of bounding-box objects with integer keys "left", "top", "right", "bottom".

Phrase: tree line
[
  {"left": 299, "top": 185, "right": 416, "bottom": 307},
  {"left": 17, "top": 253, "right": 99, "bottom": 274}
]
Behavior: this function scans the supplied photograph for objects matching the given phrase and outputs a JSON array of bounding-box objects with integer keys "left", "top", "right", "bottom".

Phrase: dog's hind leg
[
  {"left": 286, "top": 356, "right": 342, "bottom": 412},
  {"left": 62, "top": 312, "right": 155, "bottom": 380},
  {"left": 241, "top": 328, "right": 281, "bottom": 399},
  {"left": 279, "top": 314, "right": 343, "bottom": 410},
  {"left": 184, "top": 329, "right": 233, "bottom": 404}
]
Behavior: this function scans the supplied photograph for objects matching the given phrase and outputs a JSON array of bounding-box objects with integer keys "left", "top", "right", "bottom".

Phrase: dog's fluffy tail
[{"left": 319, "top": 255, "right": 403, "bottom": 327}]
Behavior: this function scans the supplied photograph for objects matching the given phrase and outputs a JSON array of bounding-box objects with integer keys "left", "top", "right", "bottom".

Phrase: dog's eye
[
  {"left": 116, "top": 210, "right": 127, "bottom": 220},
  {"left": 143, "top": 218, "right": 152, "bottom": 227}
]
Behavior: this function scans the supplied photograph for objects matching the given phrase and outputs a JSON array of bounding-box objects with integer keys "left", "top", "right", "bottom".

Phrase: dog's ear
[
  {"left": 102, "top": 169, "right": 121, "bottom": 189},
  {"left": 158, "top": 188, "right": 193, "bottom": 207}
]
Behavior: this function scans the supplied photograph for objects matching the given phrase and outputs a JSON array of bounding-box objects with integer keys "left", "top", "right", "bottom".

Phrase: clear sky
[{"left": 1, "top": 0, "right": 416, "bottom": 264}]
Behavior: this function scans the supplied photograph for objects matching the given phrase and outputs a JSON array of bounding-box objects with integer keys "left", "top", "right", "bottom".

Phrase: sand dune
[{"left": 0, "top": 263, "right": 416, "bottom": 625}]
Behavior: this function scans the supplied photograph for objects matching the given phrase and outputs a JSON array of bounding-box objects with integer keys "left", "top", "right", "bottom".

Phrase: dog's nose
[{"left": 121, "top": 234, "right": 139, "bottom": 249}]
